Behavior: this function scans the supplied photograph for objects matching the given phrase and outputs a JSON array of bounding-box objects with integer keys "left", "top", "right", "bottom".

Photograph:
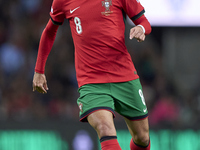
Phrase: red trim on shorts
[
  {"left": 134, "top": 116, "right": 148, "bottom": 121},
  {"left": 80, "top": 107, "right": 115, "bottom": 122},
  {"left": 125, "top": 113, "right": 148, "bottom": 121}
]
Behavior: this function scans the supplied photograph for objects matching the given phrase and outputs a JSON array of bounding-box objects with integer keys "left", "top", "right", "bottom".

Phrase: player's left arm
[
  {"left": 129, "top": 14, "right": 152, "bottom": 42},
  {"left": 122, "top": 0, "right": 152, "bottom": 42}
]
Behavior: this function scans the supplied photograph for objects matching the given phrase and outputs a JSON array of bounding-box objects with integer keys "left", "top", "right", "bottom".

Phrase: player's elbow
[{"left": 43, "top": 19, "right": 59, "bottom": 38}]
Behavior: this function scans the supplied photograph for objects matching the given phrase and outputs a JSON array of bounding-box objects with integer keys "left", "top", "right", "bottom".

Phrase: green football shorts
[{"left": 77, "top": 79, "right": 148, "bottom": 122}]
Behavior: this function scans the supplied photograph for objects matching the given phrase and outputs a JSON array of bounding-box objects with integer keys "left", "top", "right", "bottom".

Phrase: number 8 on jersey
[{"left": 74, "top": 17, "right": 82, "bottom": 34}]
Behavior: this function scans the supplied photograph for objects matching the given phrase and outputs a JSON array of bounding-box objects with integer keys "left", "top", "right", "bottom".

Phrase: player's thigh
[{"left": 88, "top": 110, "right": 117, "bottom": 138}]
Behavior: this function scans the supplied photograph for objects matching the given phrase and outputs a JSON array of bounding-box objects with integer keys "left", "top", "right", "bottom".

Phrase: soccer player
[{"left": 32, "top": 0, "right": 152, "bottom": 149}]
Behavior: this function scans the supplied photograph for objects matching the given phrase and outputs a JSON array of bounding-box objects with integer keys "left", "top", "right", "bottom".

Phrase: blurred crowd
[{"left": 0, "top": 0, "right": 199, "bottom": 129}]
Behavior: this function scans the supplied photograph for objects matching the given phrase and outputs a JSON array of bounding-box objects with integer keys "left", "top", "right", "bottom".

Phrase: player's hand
[
  {"left": 129, "top": 26, "right": 145, "bottom": 42},
  {"left": 32, "top": 72, "right": 48, "bottom": 94}
]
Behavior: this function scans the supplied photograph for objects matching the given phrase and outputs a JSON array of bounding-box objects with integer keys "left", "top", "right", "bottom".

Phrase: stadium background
[{"left": 0, "top": 0, "right": 199, "bottom": 149}]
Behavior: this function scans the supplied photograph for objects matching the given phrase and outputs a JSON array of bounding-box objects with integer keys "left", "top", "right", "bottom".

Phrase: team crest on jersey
[
  {"left": 101, "top": 0, "right": 113, "bottom": 16},
  {"left": 79, "top": 102, "right": 83, "bottom": 112}
]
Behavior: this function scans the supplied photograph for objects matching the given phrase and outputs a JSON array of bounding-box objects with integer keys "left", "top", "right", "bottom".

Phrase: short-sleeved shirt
[{"left": 50, "top": 0, "right": 145, "bottom": 87}]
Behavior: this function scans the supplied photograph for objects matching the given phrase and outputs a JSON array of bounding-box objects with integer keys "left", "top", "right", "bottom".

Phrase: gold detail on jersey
[{"left": 101, "top": 0, "right": 113, "bottom": 16}]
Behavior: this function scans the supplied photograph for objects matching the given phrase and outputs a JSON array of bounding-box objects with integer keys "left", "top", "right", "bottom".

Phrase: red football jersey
[{"left": 50, "top": 0, "right": 145, "bottom": 87}]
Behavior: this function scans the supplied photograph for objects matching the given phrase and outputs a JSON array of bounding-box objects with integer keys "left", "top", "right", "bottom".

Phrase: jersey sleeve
[
  {"left": 50, "top": 0, "right": 65, "bottom": 25},
  {"left": 122, "top": 0, "right": 145, "bottom": 21}
]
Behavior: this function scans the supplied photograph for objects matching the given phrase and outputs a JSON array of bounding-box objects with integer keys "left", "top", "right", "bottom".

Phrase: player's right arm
[
  {"left": 33, "top": 19, "right": 59, "bottom": 94},
  {"left": 33, "top": 0, "right": 65, "bottom": 94}
]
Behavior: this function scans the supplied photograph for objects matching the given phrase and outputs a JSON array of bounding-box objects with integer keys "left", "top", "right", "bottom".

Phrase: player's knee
[
  {"left": 94, "top": 120, "right": 116, "bottom": 137},
  {"left": 96, "top": 121, "right": 113, "bottom": 133},
  {"left": 134, "top": 133, "right": 149, "bottom": 146}
]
